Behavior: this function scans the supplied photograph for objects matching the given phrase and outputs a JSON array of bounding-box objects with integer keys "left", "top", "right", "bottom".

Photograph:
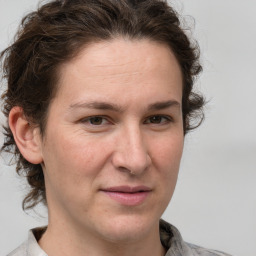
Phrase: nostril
[{"left": 112, "top": 142, "right": 151, "bottom": 175}]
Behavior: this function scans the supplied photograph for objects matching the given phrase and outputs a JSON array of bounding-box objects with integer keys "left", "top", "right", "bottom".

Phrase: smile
[{"left": 100, "top": 186, "right": 152, "bottom": 206}]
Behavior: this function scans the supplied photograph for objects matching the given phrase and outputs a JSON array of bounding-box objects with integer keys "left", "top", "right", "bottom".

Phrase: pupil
[
  {"left": 90, "top": 117, "right": 103, "bottom": 125},
  {"left": 150, "top": 116, "right": 161, "bottom": 123}
]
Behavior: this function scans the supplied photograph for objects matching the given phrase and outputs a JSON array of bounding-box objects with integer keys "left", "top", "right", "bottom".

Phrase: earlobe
[{"left": 9, "top": 106, "right": 43, "bottom": 164}]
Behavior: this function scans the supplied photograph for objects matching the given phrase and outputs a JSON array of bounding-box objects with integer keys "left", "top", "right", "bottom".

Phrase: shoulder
[
  {"left": 7, "top": 242, "right": 27, "bottom": 256},
  {"left": 185, "top": 242, "right": 232, "bottom": 256},
  {"left": 160, "top": 219, "right": 232, "bottom": 256},
  {"left": 6, "top": 227, "right": 47, "bottom": 256}
]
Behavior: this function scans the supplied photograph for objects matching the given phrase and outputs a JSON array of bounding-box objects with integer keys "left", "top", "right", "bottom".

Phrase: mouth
[{"left": 100, "top": 186, "right": 152, "bottom": 206}]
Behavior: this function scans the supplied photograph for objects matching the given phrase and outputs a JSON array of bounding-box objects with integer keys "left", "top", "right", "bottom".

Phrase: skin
[{"left": 10, "top": 38, "right": 184, "bottom": 256}]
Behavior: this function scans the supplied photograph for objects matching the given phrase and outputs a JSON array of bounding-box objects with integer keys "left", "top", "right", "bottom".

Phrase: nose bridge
[
  {"left": 125, "top": 124, "right": 145, "bottom": 156},
  {"left": 114, "top": 122, "right": 151, "bottom": 174}
]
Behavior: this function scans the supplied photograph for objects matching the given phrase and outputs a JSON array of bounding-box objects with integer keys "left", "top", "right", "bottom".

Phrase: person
[{"left": 0, "top": 0, "right": 232, "bottom": 255}]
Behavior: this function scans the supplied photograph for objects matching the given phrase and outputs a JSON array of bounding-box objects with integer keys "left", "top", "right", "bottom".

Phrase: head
[{"left": 1, "top": 0, "right": 204, "bottom": 211}]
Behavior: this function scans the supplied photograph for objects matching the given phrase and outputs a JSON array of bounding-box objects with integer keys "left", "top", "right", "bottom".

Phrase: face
[{"left": 38, "top": 39, "right": 184, "bottom": 242}]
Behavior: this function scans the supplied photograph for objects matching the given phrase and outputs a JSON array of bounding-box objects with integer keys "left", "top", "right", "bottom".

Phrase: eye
[
  {"left": 81, "top": 116, "right": 109, "bottom": 126},
  {"left": 144, "top": 115, "right": 172, "bottom": 125},
  {"left": 89, "top": 116, "right": 104, "bottom": 125}
]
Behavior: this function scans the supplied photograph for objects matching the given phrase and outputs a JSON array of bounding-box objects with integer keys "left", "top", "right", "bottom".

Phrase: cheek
[
  {"left": 50, "top": 132, "right": 109, "bottom": 169},
  {"left": 42, "top": 134, "right": 100, "bottom": 203},
  {"left": 151, "top": 133, "right": 184, "bottom": 169}
]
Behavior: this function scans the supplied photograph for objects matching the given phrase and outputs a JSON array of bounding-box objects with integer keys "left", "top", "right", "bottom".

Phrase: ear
[{"left": 9, "top": 106, "right": 43, "bottom": 164}]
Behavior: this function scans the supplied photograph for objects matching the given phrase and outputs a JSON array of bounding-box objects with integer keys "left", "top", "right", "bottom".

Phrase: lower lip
[{"left": 102, "top": 191, "right": 150, "bottom": 206}]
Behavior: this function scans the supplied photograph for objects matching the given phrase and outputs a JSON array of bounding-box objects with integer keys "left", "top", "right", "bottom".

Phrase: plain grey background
[{"left": 0, "top": 1, "right": 255, "bottom": 255}]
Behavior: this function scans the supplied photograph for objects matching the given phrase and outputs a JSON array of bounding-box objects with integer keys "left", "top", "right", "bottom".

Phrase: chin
[{"left": 94, "top": 214, "right": 159, "bottom": 243}]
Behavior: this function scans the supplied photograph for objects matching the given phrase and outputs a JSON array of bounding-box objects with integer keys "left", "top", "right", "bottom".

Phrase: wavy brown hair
[{"left": 0, "top": 0, "right": 204, "bottom": 210}]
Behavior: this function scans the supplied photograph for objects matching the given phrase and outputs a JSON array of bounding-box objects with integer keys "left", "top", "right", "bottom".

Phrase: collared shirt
[{"left": 7, "top": 220, "right": 232, "bottom": 256}]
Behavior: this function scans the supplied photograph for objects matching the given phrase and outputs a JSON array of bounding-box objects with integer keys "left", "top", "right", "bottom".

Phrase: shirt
[{"left": 7, "top": 219, "right": 232, "bottom": 256}]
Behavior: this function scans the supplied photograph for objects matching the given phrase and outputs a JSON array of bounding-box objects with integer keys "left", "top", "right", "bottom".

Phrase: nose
[{"left": 112, "top": 126, "right": 152, "bottom": 176}]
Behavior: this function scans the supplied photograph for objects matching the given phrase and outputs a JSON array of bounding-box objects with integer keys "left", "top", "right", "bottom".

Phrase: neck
[{"left": 39, "top": 217, "right": 166, "bottom": 256}]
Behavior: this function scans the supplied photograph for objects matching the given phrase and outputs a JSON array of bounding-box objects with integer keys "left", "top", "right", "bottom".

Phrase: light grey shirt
[{"left": 7, "top": 220, "right": 232, "bottom": 256}]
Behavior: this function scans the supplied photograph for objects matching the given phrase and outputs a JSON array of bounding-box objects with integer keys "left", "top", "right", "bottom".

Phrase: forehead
[
  {"left": 60, "top": 39, "right": 181, "bottom": 78},
  {"left": 55, "top": 38, "right": 183, "bottom": 105}
]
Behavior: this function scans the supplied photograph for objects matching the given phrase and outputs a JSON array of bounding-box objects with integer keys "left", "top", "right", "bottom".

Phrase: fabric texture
[
  {"left": 160, "top": 220, "right": 232, "bottom": 256},
  {"left": 7, "top": 220, "right": 232, "bottom": 256}
]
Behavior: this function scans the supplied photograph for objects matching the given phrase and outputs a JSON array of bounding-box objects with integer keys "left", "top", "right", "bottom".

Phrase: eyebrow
[
  {"left": 69, "top": 100, "right": 180, "bottom": 112},
  {"left": 147, "top": 100, "right": 181, "bottom": 111},
  {"left": 69, "top": 101, "right": 124, "bottom": 112}
]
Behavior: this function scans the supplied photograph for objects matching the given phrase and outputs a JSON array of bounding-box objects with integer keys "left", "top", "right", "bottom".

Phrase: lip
[{"left": 100, "top": 186, "right": 152, "bottom": 206}]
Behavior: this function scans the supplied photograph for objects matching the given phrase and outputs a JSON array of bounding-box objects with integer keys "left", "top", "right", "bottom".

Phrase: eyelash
[
  {"left": 81, "top": 116, "right": 110, "bottom": 126},
  {"left": 80, "top": 115, "right": 173, "bottom": 126},
  {"left": 143, "top": 115, "right": 173, "bottom": 125}
]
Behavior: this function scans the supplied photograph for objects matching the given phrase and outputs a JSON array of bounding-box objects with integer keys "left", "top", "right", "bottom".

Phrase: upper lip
[{"left": 101, "top": 186, "right": 152, "bottom": 193}]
